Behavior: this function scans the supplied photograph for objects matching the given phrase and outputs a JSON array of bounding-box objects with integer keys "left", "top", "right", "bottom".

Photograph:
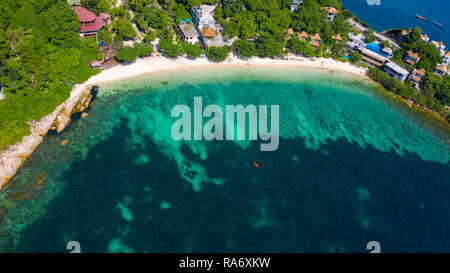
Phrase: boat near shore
[{"left": 416, "top": 14, "right": 427, "bottom": 21}]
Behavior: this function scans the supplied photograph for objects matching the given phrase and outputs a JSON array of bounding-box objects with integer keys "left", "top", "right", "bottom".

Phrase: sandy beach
[
  {"left": 0, "top": 55, "right": 369, "bottom": 189},
  {"left": 85, "top": 54, "right": 369, "bottom": 86}
]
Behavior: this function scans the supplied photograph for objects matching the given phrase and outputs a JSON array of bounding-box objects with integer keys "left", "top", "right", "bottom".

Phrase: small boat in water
[
  {"left": 416, "top": 14, "right": 427, "bottom": 21},
  {"left": 433, "top": 21, "right": 442, "bottom": 27}
]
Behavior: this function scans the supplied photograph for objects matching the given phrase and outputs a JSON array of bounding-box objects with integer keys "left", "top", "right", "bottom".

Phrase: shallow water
[{"left": 0, "top": 66, "right": 449, "bottom": 252}]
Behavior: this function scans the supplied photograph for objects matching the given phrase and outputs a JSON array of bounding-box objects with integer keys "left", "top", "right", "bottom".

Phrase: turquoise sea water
[
  {"left": 0, "top": 66, "right": 449, "bottom": 252},
  {"left": 341, "top": 0, "right": 450, "bottom": 45}
]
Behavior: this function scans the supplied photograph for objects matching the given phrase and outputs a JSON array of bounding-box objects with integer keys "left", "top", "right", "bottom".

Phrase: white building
[
  {"left": 431, "top": 41, "right": 446, "bottom": 52},
  {"left": 443, "top": 51, "right": 450, "bottom": 66},
  {"left": 382, "top": 61, "right": 410, "bottom": 82},
  {"left": 191, "top": 5, "right": 226, "bottom": 47},
  {"left": 178, "top": 23, "right": 199, "bottom": 44},
  {"left": 290, "top": 0, "right": 303, "bottom": 12},
  {"left": 191, "top": 5, "right": 216, "bottom": 30},
  {"left": 0, "top": 85, "right": 4, "bottom": 100}
]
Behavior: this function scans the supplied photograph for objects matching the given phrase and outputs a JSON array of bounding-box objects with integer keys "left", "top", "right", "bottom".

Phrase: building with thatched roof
[
  {"left": 89, "top": 60, "right": 102, "bottom": 69},
  {"left": 298, "top": 31, "right": 308, "bottom": 42},
  {"left": 332, "top": 33, "right": 342, "bottom": 42},
  {"left": 408, "top": 68, "right": 426, "bottom": 85},
  {"left": 201, "top": 26, "right": 217, "bottom": 38},
  {"left": 310, "top": 33, "right": 321, "bottom": 48},
  {"left": 101, "top": 46, "right": 118, "bottom": 62},
  {"left": 404, "top": 51, "right": 420, "bottom": 65},
  {"left": 434, "top": 64, "right": 448, "bottom": 77},
  {"left": 323, "top": 6, "right": 339, "bottom": 22}
]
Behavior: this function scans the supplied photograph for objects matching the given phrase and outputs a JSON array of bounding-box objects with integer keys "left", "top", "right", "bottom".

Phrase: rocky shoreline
[{"left": 0, "top": 84, "right": 93, "bottom": 190}]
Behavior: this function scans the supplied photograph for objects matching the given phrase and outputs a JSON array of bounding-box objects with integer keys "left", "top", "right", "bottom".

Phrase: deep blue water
[{"left": 341, "top": 0, "right": 450, "bottom": 45}]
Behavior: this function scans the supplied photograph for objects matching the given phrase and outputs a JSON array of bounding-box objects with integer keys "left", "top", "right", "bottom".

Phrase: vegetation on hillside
[{"left": 0, "top": 0, "right": 102, "bottom": 149}]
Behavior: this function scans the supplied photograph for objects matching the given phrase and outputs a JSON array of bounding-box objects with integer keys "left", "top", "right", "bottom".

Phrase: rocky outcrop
[{"left": 0, "top": 84, "right": 93, "bottom": 190}]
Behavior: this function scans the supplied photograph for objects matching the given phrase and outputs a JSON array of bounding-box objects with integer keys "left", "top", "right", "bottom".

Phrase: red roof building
[{"left": 73, "top": 6, "right": 108, "bottom": 37}]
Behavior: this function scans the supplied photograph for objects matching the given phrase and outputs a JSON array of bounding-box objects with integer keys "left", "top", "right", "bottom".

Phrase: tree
[
  {"left": 182, "top": 42, "right": 202, "bottom": 58},
  {"left": 257, "top": 33, "right": 285, "bottom": 57},
  {"left": 365, "top": 30, "right": 376, "bottom": 43},
  {"left": 234, "top": 39, "right": 257, "bottom": 58},
  {"left": 406, "top": 27, "right": 421, "bottom": 45},
  {"left": 117, "top": 46, "right": 139, "bottom": 62},
  {"left": 149, "top": 9, "right": 170, "bottom": 30},
  {"left": 173, "top": 4, "right": 192, "bottom": 22},
  {"left": 82, "top": 0, "right": 100, "bottom": 9},
  {"left": 233, "top": 11, "right": 257, "bottom": 39},
  {"left": 43, "top": 2, "right": 81, "bottom": 48},
  {"left": 159, "top": 39, "right": 183, "bottom": 57},
  {"left": 144, "top": 30, "right": 157, "bottom": 43},
  {"left": 287, "top": 36, "right": 315, "bottom": 56},
  {"left": 350, "top": 51, "right": 362, "bottom": 63},
  {"left": 207, "top": 46, "right": 231, "bottom": 62},
  {"left": 417, "top": 43, "right": 443, "bottom": 73},
  {"left": 113, "top": 19, "right": 137, "bottom": 39}
]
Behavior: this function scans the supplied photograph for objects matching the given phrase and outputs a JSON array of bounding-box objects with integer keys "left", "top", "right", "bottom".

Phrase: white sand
[
  {"left": 85, "top": 54, "right": 369, "bottom": 87},
  {"left": 0, "top": 54, "right": 369, "bottom": 189}
]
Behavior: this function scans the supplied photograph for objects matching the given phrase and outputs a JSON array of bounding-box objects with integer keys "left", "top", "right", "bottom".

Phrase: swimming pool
[{"left": 365, "top": 42, "right": 391, "bottom": 58}]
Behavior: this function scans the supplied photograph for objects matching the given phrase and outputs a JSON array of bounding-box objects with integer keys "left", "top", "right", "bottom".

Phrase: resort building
[
  {"left": 382, "top": 46, "right": 393, "bottom": 57},
  {"left": 290, "top": 0, "right": 303, "bottom": 12},
  {"left": 360, "top": 48, "right": 387, "bottom": 67},
  {"left": 298, "top": 31, "right": 308, "bottom": 42},
  {"left": 287, "top": 28, "right": 295, "bottom": 36},
  {"left": 332, "top": 34, "right": 342, "bottom": 43},
  {"left": 382, "top": 61, "right": 410, "bottom": 82},
  {"left": 434, "top": 64, "right": 448, "bottom": 77},
  {"left": 443, "top": 51, "right": 450, "bottom": 66},
  {"left": 191, "top": 5, "right": 216, "bottom": 30},
  {"left": 421, "top": 34, "right": 429, "bottom": 43},
  {"left": 178, "top": 22, "right": 199, "bottom": 44},
  {"left": 73, "top": 6, "right": 109, "bottom": 37},
  {"left": 347, "top": 33, "right": 366, "bottom": 48},
  {"left": 89, "top": 46, "right": 118, "bottom": 70},
  {"left": 201, "top": 27, "right": 217, "bottom": 39},
  {"left": 323, "top": 7, "right": 339, "bottom": 22},
  {"left": 404, "top": 51, "right": 420, "bottom": 65},
  {"left": 407, "top": 68, "right": 426, "bottom": 85},
  {"left": 431, "top": 41, "right": 446, "bottom": 52},
  {"left": 191, "top": 5, "right": 225, "bottom": 47},
  {"left": 310, "top": 33, "right": 321, "bottom": 48}
]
